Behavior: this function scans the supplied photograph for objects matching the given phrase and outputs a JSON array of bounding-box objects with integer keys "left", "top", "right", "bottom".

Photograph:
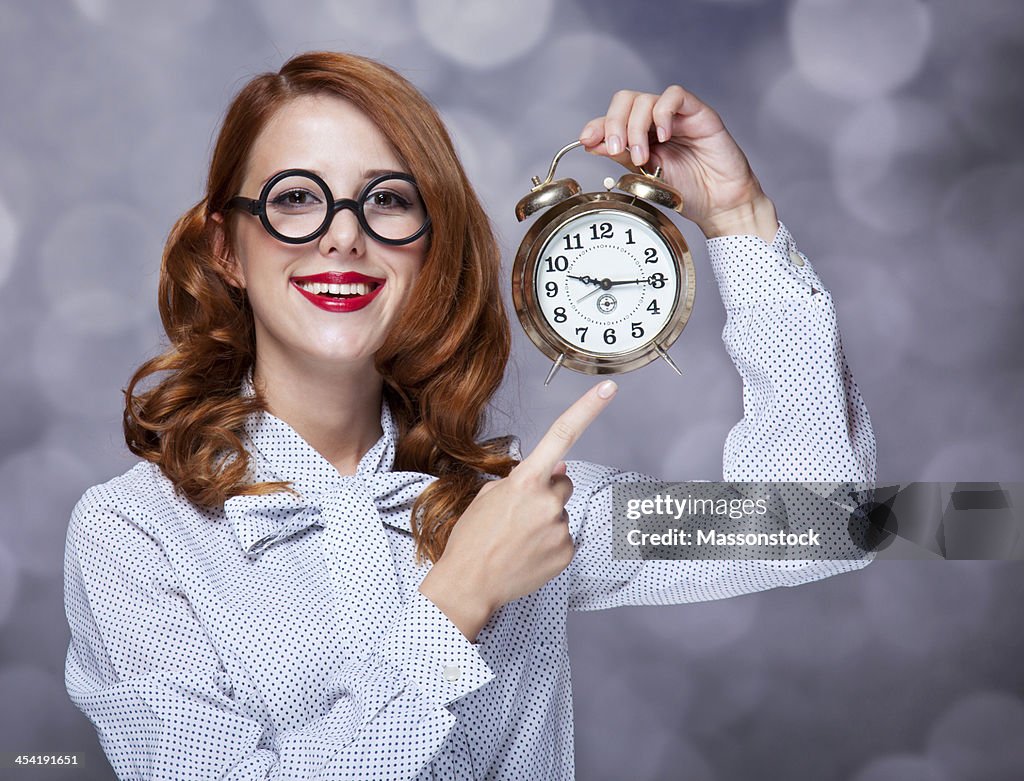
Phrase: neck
[{"left": 252, "top": 355, "right": 385, "bottom": 477}]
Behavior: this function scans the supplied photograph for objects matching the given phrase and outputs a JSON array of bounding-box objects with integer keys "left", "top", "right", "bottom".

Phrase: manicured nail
[
  {"left": 607, "top": 135, "right": 622, "bottom": 155},
  {"left": 630, "top": 145, "right": 644, "bottom": 165},
  {"left": 656, "top": 125, "right": 668, "bottom": 143},
  {"left": 597, "top": 380, "right": 618, "bottom": 399}
]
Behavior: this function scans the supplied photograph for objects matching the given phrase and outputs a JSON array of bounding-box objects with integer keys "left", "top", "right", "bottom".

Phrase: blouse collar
[{"left": 238, "top": 369, "right": 399, "bottom": 501}]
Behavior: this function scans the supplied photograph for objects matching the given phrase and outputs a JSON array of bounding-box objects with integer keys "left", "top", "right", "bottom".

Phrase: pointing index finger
[{"left": 522, "top": 380, "right": 618, "bottom": 477}]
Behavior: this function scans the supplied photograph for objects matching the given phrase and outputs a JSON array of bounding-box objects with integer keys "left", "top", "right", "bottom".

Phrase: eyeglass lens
[{"left": 264, "top": 174, "right": 427, "bottom": 242}]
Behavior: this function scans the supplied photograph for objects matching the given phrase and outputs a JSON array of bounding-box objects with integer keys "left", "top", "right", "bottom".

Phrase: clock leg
[
  {"left": 544, "top": 354, "right": 566, "bottom": 386},
  {"left": 655, "top": 344, "right": 683, "bottom": 376}
]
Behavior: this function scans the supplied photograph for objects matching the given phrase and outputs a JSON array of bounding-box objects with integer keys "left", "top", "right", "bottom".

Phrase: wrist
[
  {"left": 700, "top": 192, "right": 779, "bottom": 244},
  {"left": 418, "top": 561, "right": 496, "bottom": 642}
]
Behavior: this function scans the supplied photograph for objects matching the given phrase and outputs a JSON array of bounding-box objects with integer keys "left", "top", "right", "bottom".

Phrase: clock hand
[
  {"left": 577, "top": 281, "right": 611, "bottom": 302},
  {"left": 567, "top": 274, "right": 601, "bottom": 286},
  {"left": 604, "top": 278, "right": 648, "bottom": 287},
  {"left": 577, "top": 274, "right": 659, "bottom": 303}
]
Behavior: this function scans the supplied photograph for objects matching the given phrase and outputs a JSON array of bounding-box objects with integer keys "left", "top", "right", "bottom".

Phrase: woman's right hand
[{"left": 418, "top": 380, "right": 618, "bottom": 641}]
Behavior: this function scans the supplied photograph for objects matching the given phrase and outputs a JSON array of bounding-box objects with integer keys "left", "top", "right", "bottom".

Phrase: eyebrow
[{"left": 255, "top": 167, "right": 411, "bottom": 192}]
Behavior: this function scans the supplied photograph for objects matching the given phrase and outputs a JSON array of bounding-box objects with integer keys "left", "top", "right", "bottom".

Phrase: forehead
[{"left": 242, "top": 94, "right": 405, "bottom": 190}]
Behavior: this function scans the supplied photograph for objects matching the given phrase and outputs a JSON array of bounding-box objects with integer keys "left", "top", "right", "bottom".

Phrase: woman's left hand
[{"left": 579, "top": 85, "right": 779, "bottom": 242}]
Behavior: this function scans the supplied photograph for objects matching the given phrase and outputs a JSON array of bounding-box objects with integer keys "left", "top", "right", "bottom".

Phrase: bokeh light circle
[
  {"left": 789, "top": 0, "right": 932, "bottom": 101},
  {"left": 759, "top": 68, "right": 851, "bottom": 147},
  {"left": 31, "top": 310, "right": 147, "bottom": 422},
  {"left": 72, "top": 0, "right": 213, "bottom": 29},
  {"left": 831, "top": 98, "right": 962, "bottom": 234},
  {"left": 415, "top": 0, "right": 554, "bottom": 68},
  {"left": 0, "top": 444, "right": 94, "bottom": 576},
  {"left": 40, "top": 202, "right": 160, "bottom": 336},
  {"left": 326, "top": 0, "right": 418, "bottom": 47}
]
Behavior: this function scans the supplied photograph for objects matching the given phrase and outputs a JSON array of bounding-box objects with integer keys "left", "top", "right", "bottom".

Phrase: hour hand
[{"left": 567, "top": 274, "right": 601, "bottom": 286}]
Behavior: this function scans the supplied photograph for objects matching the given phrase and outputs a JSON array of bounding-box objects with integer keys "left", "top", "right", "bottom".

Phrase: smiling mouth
[
  {"left": 290, "top": 273, "right": 386, "bottom": 313},
  {"left": 292, "top": 280, "right": 380, "bottom": 298}
]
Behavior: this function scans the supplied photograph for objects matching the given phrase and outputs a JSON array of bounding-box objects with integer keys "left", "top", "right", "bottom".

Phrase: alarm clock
[{"left": 512, "top": 140, "right": 696, "bottom": 384}]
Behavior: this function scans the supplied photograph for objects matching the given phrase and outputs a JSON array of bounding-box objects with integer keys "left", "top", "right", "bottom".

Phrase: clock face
[{"left": 533, "top": 209, "right": 680, "bottom": 356}]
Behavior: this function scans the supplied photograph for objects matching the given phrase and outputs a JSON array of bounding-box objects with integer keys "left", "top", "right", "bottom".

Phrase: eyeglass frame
[{"left": 224, "top": 168, "right": 431, "bottom": 246}]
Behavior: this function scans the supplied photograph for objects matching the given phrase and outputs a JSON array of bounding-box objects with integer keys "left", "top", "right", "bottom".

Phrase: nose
[{"left": 317, "top": 202, "right": 366, "bottom": 258}]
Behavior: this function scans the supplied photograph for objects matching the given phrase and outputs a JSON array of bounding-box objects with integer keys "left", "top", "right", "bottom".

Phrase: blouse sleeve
[
  {"left": 567, "top": 222, "right": 876, "bottom": 611},
  {"left": 64, "top": 487, "right": 494, "bottom": 780}
]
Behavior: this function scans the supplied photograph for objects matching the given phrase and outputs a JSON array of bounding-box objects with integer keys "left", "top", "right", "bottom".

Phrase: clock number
[
  {"left": 562, "top": 233, "right": 583, "bottom": 251},
  {"left": 589, "top": 222, "right": 613, "bottom": 241},
  {"left": 644, "top": 247, "right": 658, "bottom": 264},
  {"left": 646, "top": 299, "right": 661, "bottom": 315},
  {"left": 545, "top": 255, "right": 569, "bottom": 273},
  {"left": 554, "top": 307, "right": 567, "bottom": 323},
  {"left": 544, "top": 281, "right": 558, "bottom": 298},
  {"left": 603, "top": 327, "right": 617, "bottom": 345},
  {"left": 649, "top": 272, "right": 667, "bottom": 289},
  {"left": 575, "top": 327, "right": 588, "bottom": 343},
  {"left": 624, "top": 228, "right": 636, "bottom": 245},
  {"left": 631, "top": 322, "right": 645, "bottom": 339}
]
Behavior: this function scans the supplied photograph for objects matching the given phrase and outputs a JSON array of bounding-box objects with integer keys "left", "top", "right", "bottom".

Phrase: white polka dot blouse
[{"left": 63, "top": 223, "right": 876, "bottom": 779}]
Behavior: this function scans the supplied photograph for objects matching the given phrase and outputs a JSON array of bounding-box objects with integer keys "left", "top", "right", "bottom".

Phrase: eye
[
  {"left": 367, "top": 189, "right": 412, "bottom": 210},
  {"left": 270, "top": 188, "right": 323, "bottom": 210}
]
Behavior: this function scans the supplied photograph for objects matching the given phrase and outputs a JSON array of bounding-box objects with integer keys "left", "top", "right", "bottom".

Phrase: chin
[{"left": 302, "top": 343, "right": 384, "bottom": 371}]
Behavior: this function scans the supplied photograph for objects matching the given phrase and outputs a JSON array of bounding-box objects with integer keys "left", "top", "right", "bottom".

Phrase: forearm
[{"left": 708, "top": 222, "right": 876, "bottom": 483}]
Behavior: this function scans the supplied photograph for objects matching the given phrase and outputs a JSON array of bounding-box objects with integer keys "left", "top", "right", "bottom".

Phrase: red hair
[{"left": 124, "top": 51, "right": 516, "bottom": 564}]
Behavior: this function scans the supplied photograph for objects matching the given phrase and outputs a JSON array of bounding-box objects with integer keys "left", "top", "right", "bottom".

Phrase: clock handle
[{"left": 536, "top": 140, "right": 584, "bottom": 187}]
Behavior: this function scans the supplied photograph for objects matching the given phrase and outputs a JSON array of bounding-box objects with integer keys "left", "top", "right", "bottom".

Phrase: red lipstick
[{"left": 290, "top": 271, "right": 386, "bottom": 313}]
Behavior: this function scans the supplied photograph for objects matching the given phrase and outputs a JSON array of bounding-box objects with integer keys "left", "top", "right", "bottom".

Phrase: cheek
[
  {"left": 233, "top": 230, "right": 294, "bottom": 290},
  {"left": 391, "top": 245, "right": 427, "bottom": 293}
]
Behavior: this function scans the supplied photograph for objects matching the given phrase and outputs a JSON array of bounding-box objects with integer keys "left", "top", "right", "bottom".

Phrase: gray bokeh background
[{"left": 2, "top": 1, "right": 1023, "bottom": 779}]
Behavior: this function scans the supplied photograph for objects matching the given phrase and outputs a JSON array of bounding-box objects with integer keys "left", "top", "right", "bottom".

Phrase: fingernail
[
  {"left": 630, "top": 145, "right": 644, "bottom": 165},
  {"left": 597, "top": 380, "right": 618, "bottom": 399},
  {"left": 607, "top": 135, "right": 622, "bottom": 155},
  {"left": 656, "top": 126, "right": 668, "bottom": 143}
]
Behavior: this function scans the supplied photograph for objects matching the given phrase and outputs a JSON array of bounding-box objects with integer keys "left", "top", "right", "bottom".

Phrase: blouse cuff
[
  {"left": 706, "top": 220, "right": 826, "bottom": 312},
  {"left": 373, "top": 590, "right": 495, "bottom": 711}
]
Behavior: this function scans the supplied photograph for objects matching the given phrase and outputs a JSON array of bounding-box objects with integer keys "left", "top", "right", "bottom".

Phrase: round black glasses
[{"left": 226, "top": 169, "right": 431, "bottom": 246}]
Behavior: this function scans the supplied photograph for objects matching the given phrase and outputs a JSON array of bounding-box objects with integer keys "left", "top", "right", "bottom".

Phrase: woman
[{"left": 63, "top": 51, "right": 875, "bottom": 779}]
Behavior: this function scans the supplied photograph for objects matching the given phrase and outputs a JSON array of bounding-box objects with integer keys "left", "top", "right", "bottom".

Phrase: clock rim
[{"left": 512, "top": 192, "right": 695, "bottom": 375}]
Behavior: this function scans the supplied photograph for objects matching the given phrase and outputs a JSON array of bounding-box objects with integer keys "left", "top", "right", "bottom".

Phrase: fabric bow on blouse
[
  {"left": 223, "top": 471, "right": 436, "bottom": 557},
  {"left": 217, "top": 375, "right": 452, "bottom": 660}
]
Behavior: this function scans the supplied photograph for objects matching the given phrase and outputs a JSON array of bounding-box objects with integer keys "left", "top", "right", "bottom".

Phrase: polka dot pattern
[
  {"left": 707, "top": 221, "right": 876, "bottom": 483},
  {"left": 63, "top": 225, "right": 874, "bottom": 779}
]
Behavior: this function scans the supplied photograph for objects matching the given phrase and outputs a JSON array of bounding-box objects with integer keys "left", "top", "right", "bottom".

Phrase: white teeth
[{"left": 295, "top": 280, "right": 373, "bottom": 296}]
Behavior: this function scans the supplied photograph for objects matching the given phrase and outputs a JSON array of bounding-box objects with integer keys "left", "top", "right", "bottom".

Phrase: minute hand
[
  {"left": 605, "top": 278, "right": 648, "bottom": 286},
  {"left": 577, "top": 276, "right": 650, "bottom": 302}
]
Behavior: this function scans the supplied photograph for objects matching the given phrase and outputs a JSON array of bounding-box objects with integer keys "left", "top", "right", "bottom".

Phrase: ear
[{"left": 209, "top": 211, "right": 246, "bottom": 290}]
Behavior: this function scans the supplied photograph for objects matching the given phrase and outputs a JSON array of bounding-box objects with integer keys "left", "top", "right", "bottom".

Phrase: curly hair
[{"left": 124, "top": 51, "right": 517, "bottom": 564}]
